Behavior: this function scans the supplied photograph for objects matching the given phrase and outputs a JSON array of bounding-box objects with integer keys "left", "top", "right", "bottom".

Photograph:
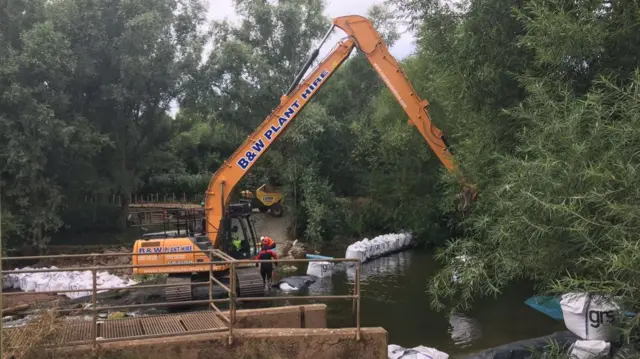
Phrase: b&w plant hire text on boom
[{"left": 237, "top": 69, "right": 330, "bottom": 170}]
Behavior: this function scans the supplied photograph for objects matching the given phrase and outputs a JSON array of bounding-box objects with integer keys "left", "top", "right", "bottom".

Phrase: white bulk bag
[
  {"left": 379, "top": 238, "right": 389, "bottom": 255},
  {"left": 385, "top": 236, "right": 396, "bottom": 252},
  {"left": 560, "top": 293, "right": 621, "bottom": 341},
  {"left": 306, "top": 261, "right": 334, "bottom": 278},
  {"left": 388, "top": 344, "right": 449, "bottom": 359},
  {"left": 24, "top": 277, "right": 37, "bottom": 292},
  {"left": 569, "top": 340, "right": 610, "bottom": 359},
  {"left": 362, "top": 239, "right": 373, "bottom": 259},
  {"left": 388, "top": 344, "right": 404, "bottom": 359},
  {"left": 405, "top": 233, "right": 413, "bottom": 247},
  {"left": 398, "top": 233, "right": 406, "bottom": 247},
  {"left": 372, "top": 239, "right": 383, "bottom": 257},
  {"left": 385, "top": 236, "right": 395, "bottom": 252},
  {"left": 19, "top": 273, "right": 29, "bottom": 290},
  {"left": 11, "top": 274, "right": 21, "bottom": 289},
  {"left": 346, "top": 244, "right": 366, "bottom": 264}
]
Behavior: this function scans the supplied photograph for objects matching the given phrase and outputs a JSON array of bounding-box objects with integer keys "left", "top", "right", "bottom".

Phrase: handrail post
[
  {"left": 352, "top": 262, "right": 356, "bottom": 315},
  {"left": 209, "top": 251, "right": 213, "bottom": 310},
  {"left": 228, "top": 260, "right": 236, "bottom": 345},
  {"left": 356, "top": 259, "right": 361, "bottom": 341},
  {"left": 92, "top": 266, "right": 98, "bottom": 353}
]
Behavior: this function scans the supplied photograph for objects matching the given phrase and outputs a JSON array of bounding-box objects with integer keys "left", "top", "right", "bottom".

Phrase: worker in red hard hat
[
  {"left": 255, "top": 242, "right": 278, "bottom": 290},
  {"left": 260, "top": 236, "right": 276, "bottom": 250}
]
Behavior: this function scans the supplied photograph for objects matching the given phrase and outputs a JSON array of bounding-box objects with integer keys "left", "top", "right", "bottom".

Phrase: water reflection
[
  {"left": 449, "top": 312, "right": 482, "bottom": 347},
  {"left": 345, "top": 250, "right": 412, "bottom": 282}
]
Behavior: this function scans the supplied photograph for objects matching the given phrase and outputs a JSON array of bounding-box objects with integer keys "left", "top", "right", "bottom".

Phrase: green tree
[
  {"left": 0, "top": 0, "right": 107, "bottom": 249},
  {"left": 48, "top": 0, "right": 207, "bottom": 229},
  {"left": 1, "top": 0, "right": 207, "bottom": 248},
  {"left": 399, "top": 0, "right": 640, "bottom": 343}
]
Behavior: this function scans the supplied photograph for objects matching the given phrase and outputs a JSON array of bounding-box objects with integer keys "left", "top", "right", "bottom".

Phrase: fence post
[
  {"left": 228, "top": 261, "right": 236, "bottom": 345},
  {"left": 209, "top": 254, "right": 213, "bottom": 310},
  {"left": 92, "top": 262, "right": 98, "bottom": 353},
  {"left": 356, "top": 260, "right": 361, "bottom": 341}
]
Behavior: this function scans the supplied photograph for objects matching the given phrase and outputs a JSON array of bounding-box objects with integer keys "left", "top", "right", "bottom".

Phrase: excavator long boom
[{"left": 204, "top": 15, "right": 469, "bottom": 247}]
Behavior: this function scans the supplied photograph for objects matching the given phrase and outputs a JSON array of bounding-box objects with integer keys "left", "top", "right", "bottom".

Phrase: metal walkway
[{"left": 4, "top": 311, "right": 228, "bottom": 346}]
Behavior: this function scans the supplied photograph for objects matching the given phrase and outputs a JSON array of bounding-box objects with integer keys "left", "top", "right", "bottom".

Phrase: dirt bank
[{"left": 251, "top": 211, "right": 294, "bottom": 244}]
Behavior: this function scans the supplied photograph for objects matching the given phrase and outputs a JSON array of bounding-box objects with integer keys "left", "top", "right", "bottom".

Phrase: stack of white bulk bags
[
  {"left": 344, "top": 232, "right": 414, "bottom": 264},
  {"left": 3, "top": 267, "right": 138, "bottom": 299},
  {"left": 559, "top": 292, "right": 624, "bottom": 359}
]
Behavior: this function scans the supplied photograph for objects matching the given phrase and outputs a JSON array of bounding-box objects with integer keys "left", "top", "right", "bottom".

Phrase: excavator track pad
[
  {"left": 235, "top": 266, "right": 266, "bottom": 298},
  {"left": 165, "top": 275, "right": 193, "bottom": 303},
  {"left": 164, "top": 267, "right": 265, "bottom": 303}
]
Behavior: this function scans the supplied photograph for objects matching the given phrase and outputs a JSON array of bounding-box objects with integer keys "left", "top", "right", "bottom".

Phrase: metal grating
[
  {"left": 100, "top": 318, "right": 143, "bottom": 339},
  {"left": 180, "top": 311, "right": 227, "bottom": 331},
  {"left": 140, "top": 315, "right": 186, "bottom": 335},
  {"left": 61, "top": 320, "right": 94, "bottom": 343}
]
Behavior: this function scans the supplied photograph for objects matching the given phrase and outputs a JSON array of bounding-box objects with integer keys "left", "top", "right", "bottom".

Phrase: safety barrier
[{"left": 0, "top": 250, "right": 361, "bottom": 354}]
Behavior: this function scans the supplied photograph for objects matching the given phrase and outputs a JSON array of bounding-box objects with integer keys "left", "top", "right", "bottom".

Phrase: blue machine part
[{"left": 305, "top": 254, "right": 334, "bottom": 260}]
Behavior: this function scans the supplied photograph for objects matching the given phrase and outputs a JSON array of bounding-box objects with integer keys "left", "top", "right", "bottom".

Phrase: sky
[
  {"left": 206, "top": 0, "right": 416, "bottom": 60},
  {"left": 169, "top": 0, "right": 416, "bottom": 117}
]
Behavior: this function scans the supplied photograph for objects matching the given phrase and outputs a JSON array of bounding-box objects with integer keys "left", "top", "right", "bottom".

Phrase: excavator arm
[{"left": 204, "top": 15, "right": 475, "bottom": 247}]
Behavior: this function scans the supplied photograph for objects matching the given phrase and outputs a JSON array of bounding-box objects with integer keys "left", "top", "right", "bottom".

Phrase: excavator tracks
[
  {"left": 164, "top": 267, "right": 265, "bottom": 304},
  {"left": 165, "top": 275, "right": 193, "bottom": 303},
  {"left": 234, "top": 266, "right": 266, "bottom": 297}
]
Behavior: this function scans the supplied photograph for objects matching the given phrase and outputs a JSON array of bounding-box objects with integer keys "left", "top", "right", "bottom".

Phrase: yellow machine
[
  {"left": 240, "top": 184, "right": 284, "bottom": 217},
  {"left": 132, "top": 15, "right": 476, "bottom": 302}
]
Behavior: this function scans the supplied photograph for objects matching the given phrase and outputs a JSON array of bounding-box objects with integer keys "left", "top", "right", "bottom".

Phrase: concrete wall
[
  {"left": 234, "top": 304, "right": 327, "bottom": 329},
  {"left": 72, "top": 328, "right": 388, "bottom": 359}
]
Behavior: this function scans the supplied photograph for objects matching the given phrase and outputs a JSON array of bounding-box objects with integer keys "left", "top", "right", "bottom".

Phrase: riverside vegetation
[{"left": 1, "top": 0, "right": 639, "bottom": 349}]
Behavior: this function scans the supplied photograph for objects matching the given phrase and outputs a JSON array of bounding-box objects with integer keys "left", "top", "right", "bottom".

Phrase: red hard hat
[{"left": 263, "top": 237, "right": 274, "bottom": 246}]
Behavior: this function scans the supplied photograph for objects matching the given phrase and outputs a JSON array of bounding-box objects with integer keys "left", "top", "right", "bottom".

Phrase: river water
[{"left": 273, "top": 248, "right": 565, "bottom": 358}]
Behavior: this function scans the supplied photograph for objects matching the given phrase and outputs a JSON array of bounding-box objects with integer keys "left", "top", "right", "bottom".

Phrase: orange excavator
[{"left": 132, "top": 15, "right": 476, "bottom": 301}]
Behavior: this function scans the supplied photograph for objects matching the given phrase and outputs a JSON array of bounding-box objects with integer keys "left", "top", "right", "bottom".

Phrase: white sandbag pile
[
  {"left": 346, "top": 232, "right": 413, "bottom": 264},
  {"left": 560, "top": 293, "right": 621, "bottom": 342},
  {"left": 388, "top": 344, "right": 449, "bottom": 359},
  {"left": 306, "top": 261, "right": 334, "bottom": 277},
  {"left": 3, "top": 267, "right": 137, "bottom": 299}
]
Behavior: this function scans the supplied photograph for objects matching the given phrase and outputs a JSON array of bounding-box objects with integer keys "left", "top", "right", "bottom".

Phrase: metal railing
[{"left": 0, "top": 250, "right": 362, "bottom": 353}]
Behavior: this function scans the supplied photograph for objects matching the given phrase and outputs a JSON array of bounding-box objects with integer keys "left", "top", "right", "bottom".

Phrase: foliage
[
  {"left": 405, "top": 0, "right": 640, "bottom": 344},
  {"left": 0, "top": 0, "right": 206, "bottom": 246}
]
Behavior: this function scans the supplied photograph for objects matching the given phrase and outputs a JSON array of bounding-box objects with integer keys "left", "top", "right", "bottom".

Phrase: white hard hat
[{"left": 260, "top": 236, "right": 265, "bottom": 241}]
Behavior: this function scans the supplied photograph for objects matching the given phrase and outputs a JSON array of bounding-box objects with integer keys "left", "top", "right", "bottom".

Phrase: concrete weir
[{"left": 59, "top": 305, "right": 388, "bottom": 359}]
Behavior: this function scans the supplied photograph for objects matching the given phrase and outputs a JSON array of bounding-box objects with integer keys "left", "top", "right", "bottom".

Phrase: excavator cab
[{"left": 219, "top": 202, "right": 260, "bottom": 259}]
